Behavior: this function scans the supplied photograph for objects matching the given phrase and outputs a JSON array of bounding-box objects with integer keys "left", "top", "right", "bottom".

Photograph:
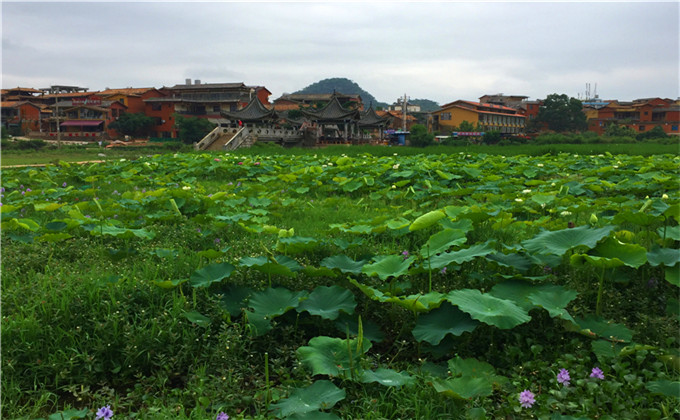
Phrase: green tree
[
  {"left": 408, "top": 124, "right": 434, "bottom": 147},
  {"left": 636, "top": 125, "right": 668, "bottom": 141},
  {"left": 483, "top": 130, "right": 502, "bottom": 144},
  {"left": 605, "top": 123, "right": 636, "bottom": 138},
  {"left": 536, "top": 94, "right": 587, "bottom": 132},
  {"left": 175, "top": 115, "right": 216, "bottom": 145},
  {"left": 108, "top": 112, "right": 154, "bottom": 137},
  {"left": 457, "top": 120, "right": 476, "bottom": 132}
]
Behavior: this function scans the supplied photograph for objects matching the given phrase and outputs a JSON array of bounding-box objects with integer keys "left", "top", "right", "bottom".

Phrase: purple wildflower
[
  {"left": 26, "top": 188, "right": 32, "bottom": 192},
  {"left": 214, "top": 238, "right": 221, "bottom": 244},
  {"left": 557, "top": 368, "right": 571, "bottom": 386},
  {"left": 647, "top": 277, "right": 658, "bottom": 289},
  {"left": 62, "top": 182, "right": 68, "bottom": 187},
  {"left": 216, "top": 412, "right": 229, "bottom": 420},
  {"left": 0, "top": 187, "right": 4, "bottom": 193},
  {"left": 590, "top": 367, "right": 604, "bottom": 380},
  {"left": 401, "top": 250, "right": 409, "bottom": 259},
  {"left": 95, "top": 405, "right": 114, "bottom": 420},
  {"left": 518, "top": 389, "right": 535, "bottom": 408},
  {"left": 440, "top": 267, "right": 447, "bottom": 275}
]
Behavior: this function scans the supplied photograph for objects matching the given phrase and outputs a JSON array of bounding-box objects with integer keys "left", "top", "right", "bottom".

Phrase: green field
[{"left": 2, "top": 146, "right": 679, "bottom": 419}]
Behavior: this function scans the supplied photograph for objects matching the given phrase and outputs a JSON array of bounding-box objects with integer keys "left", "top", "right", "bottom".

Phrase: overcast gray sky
[{"left": 2, "top": 1, "right": 678, "bottom": 104}]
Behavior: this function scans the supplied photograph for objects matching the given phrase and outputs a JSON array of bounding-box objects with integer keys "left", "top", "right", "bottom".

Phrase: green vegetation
[
  {"left": 108, "top": 113, "right": 155, "bottom": 137},
  {"left": 175, "top": 115, "right": 217, "bottom": 145},
  {"left": 536, "top": 93, "right": 588, "bottom": 132},
  {"left": 294, "top": 77, "right": 387, "bottom": 108},
  {"left": 2, "top": 148, "right": 679, "bottom": 419}
]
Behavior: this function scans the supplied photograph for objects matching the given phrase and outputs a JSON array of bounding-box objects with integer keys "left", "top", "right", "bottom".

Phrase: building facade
[{"left": 430, "top": 100, "right": 526, "bottom": 135}]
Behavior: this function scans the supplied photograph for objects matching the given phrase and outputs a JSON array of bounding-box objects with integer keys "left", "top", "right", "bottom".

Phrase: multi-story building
[
  {"left": 586, "top": 97, "right": 679, "bottom": 136},
  {"left": 479, "top": 94, "right": 528, "bottom": 109},
  {"left": 1, "top": 100, "right": 42, "bottom": 134},
  {"left": 430, "top": 100, "right": 526, "bottom": 135}
]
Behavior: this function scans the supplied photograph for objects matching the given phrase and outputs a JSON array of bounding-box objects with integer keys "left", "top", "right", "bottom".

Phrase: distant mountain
[
  {"left": 409, "top": 99, "right": 440, "bottom": 112},
  {"left": 293, "top": 77, "right": 389, "bottom": 109}
]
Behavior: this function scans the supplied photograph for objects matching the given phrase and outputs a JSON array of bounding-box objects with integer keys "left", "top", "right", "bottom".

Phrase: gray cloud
[{"left": 2, "top": 1, "right": 678, "bottom": 104}]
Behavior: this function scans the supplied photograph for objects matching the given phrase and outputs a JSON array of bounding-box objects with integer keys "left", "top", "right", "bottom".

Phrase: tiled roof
[
  {"left": 169, "top": 82, "right": 246, "bottom": 90},
  {"left": 99, "top": 87, "right": 156, "bottom": 96},
  {"left": 359, "top": 105, "right": 391, "bottom": 127},
  {"left": 301, "top": 95, "right": 361, "bottom": 121},
  {"left": 221, "top": 97, "right": 277, "bottom": 121}
]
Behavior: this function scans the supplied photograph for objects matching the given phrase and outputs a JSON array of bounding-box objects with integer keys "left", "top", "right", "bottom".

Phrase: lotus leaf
[
  {"left": 645, "top": 380, "right": 680, "bottom": 399},
  {"left": 576, "top": 315, "right": 633, "bottom": 343},
  {"left": 665, "top": 266, "right": 680, "bottom": 287},
  {"left": 288, "top": 412, "right": 340, "bottom": 420},
  {"left": 409, "top": 210, "right": 446, "bottom": 231},
  {"left": 48, "top": 408, "right": 89, "bottom": 420},
  {"left": 297, "top": 286, "right": 356, "bottom": 320},
  {"left": 589, "top": 237, "right": 648, "bottom": 268},
  {"left": 527, "top": 286, "right": 578, "bottom": 323},
  {"left": 591, "top": 339, "right": 625, "bottom": 361},
  {"left": 412, "top": 302, "right": 479, "bottom": 345},
  {"left": 153, "top": 278, "right": 187, "bottom": 289},
  {"left": 184, "top": 310, "right": 211, "bottom": 327},
  {"left": 447, "top": 289, "right": 531, "bottom": 329},
  {"left": 248, "top": 287, "right": 308, "bottom": 318},
  {"left": 296, "top": 336, "right": 371, "bottom": 377},
  {"left": 276, "top": 236, "right": 319, "bottom": 254},
  {"left": 430, "top": 376, "right": 493, "bottom": 399},
  {"left": 428, "top": 242, "right": 496, "bottom": 269},
  {"left": 360, "top": 368, "right": 414, "bottom": 387},
  {"left": 320, "top": 255, "right": 367, "bottom": 274},
  {"left": 36, "top": 233, "right": 73, "bottom": 243},
  {"left": 362, "top": 255, "right": 414, "bottom": 280},
  {"left": 485, "top": 252, "right": 534, "bottom": 273},
  {"left": 522, "top": 225, "right": 616, "bottom": 256},
  {"left": 189, "top": 262, "right": 235, "bottom": 288},
  {"left": 270, "top": 380, "right": 346, "bottom": 418},
  {"left": 420, "top": 229, "right": 467, "bottom": 257},
  {"left": 648, "top": 247, "right": 680, "bottom": 267}
]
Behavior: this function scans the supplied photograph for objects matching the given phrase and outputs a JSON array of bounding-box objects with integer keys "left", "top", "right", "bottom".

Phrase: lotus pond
[{"left": 1, "top": 149, "right": 679, "bottom": 419}]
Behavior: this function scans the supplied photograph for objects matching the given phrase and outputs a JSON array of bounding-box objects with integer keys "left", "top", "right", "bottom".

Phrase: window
[
  {"left": 151, "top": 103, "right": 162, "bottom": 111},
  {"left": 213, "top": 106, "right": 220, "bottom": 112},
  {"left": 441, "top": 112, "right": 451, "bottom": 121},
  {"left": 639, "top": 125, "right": 645, "bottom": 131},
  {"left": 672, "top": 125, "right": 678, "bottom": 131}
]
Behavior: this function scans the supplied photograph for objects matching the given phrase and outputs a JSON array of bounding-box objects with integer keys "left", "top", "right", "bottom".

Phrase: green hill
[{"left": 294, "top": 78, "right": 389, "bottom": 109}]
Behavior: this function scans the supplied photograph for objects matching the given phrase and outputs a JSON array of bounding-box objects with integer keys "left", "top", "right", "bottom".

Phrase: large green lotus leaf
[
  {"left": 485, "top": 252, "right": 534, "bottom": 273},
  {"left": 447, "top": 289, "right": 531, "bottom": 329},
  {"left": 276, "top": 236, "right": 320, "bottom": 254},
  {"left": 297, "top": 286, "right": 356, "bottom": 320},
  {"left": 412, "top": 302, "right": 479, "bottom": 345},
  {"left": 296, "top": 336, "right": 371, "bottom": 377},
  {"left": 612, "top": 211, "right": 662, "bottom": 227},
  {"left": 658, "top": 225, "right": 680, "bottom": 241},
  {"left": 420, "top": 229, "right": 467, "bottom": 257},
  {"left": 301, "top": 265, "right": 338, "bottom": 278},
  {"left": 428, "top": 242, "right": 496, "bottom": 270},
  {"left": 575, "top": 315, "right": 633, "bottom": 343},
  {"left": 666, "top": 266, "right": 680, "bottom": 287},
  {"left": 430, "top": 376, "right": 493, "bottom": 400},
  {"left": 48, "top": 408, "right": 89, "bottom": 420},
  {"left": 409, "top": 210, "right": 446, "bottom": 231},
  {"left": 249, "top": 287, "right": 308, "bottom": 318},
  {"left": 570, "top": 254, "right": 625, "bottom": 269},
  {"left": 98, "top": 225, "right": 156, "bottom": 239},
  {"left": 489, "top": 279, "right": 543, "bottom": 312},
  {"left": 153, "top": 278, "right": 187, "bottom": 289},
  {"left": 35, "top": 232, "right": 73, "bottom": 243},
  {"left": 385, "top": 217, "right": 411, "bottom": 230},
  {"left": 320, "top": 255, "right": 367, "bottom": 274},
  {"left": 522, "top": 225, "right": 616, "bottom": 256},
  {"left": 360, "top": 368, "right": 415, "bottom": 387},
  {"left": 531, "top": 193, "right": 556, "bottom": 206},
  {"left": 362, "top": 255, "right": 415, "bottom": 280},
  {"left": 448, "top": 356, "right": 507, "bottom": 386},
  {"left": 387, "top": 292, "right": 446, "bottom": 313},
  {"left": 270, "top": 380, "right": 346, "bottom": 418},
  {"left": 218, "top": 285, "right": 253, "bottom": 317},
  {"left": 648, "top": 247, "right": 680, "bottom": 267},
  {"left": 591, "top": 339, "right": 625, "bottom": 361},
  {"left": 244, "top": 311, "right": 272, "bottom": 336},
  {"left": 288, "top": 411, "right": 341, "bottom": 420},
  {"left": 184, "top": 310, "right": 211, "bottom": 327},
  {"left": 646, "top": 380, "right": 680, "bottom": 399},
  {"left": 349, "top": 279, "right": 389, "bottom": 302},
  {"left": 527, "top": 286, "right": 578, "bottom": 323},
  {"left": 590, "top": 237, "right": 647, "bottom": 268},
  {"left": 189, "top": 262, "right": 235, "bottom": 288},
  {"left": 238, "top": 255, "right": 301, "bottom": 277}
]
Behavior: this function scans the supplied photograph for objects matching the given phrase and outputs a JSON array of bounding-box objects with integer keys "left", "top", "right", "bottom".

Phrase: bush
[
  {"left": 408, "top": 124, "right": 434, "bottom": 147},
  {"left": 1, "top": 139, "right": 47, "bottom": 151}
]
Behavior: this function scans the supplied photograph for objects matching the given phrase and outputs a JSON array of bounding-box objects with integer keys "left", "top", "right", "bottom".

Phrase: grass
[{"left": 1, "top": 146, "right": 679, "bottom": 419}]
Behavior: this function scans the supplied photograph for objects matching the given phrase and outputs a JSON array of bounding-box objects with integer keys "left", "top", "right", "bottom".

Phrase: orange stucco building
[{"left": 586, "top": 97, "right": 679, "bottom": 136}]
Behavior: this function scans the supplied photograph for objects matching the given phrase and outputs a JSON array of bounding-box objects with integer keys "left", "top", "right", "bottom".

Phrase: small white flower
[
  {"left": 145, "top": 162, "right": 151, "bottom": 166},
  {"left": 537, "top": 163, "right": 544, "bottom": 167},
  {"left": 182, "top": 186, "right": 191, "bottom": 190},
  {"left": 522, "top": 189, "right": 532, "bottom": 194},
  {"left": 551, "top": 182, "right": 556, "bottom": 187},
  {"left": 392, "top": 185, "right": 397, "bottom": 189},
  {"left": 120, "top": 158, "right": 126, "bottom": 162},
  {"left": 327, "top": 162, "right": 333, "bottom": 166},
  {"left": 393, "top": 153, "right": 398, "bottom": 156},
  {"left": 613, "top": 165, "right": 619, "bottom": 169},
  {"left": 322, "top": 164, "right": 327, "bottom": 168},
  {"left": 560, "top": 211, "right": 572, "bottom": 216},
  {"left": 392, "top": 164, "right": 400, "bottom": 170},
  {"left": 662, "top": 194, "right": 669, "bottom": 200},
  {"left": 515, "top": 198, "right": 523, "bottom": 202}
]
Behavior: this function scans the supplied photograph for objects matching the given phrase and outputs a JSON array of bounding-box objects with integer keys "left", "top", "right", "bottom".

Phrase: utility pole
[
  {"left": 56, "top": 91, "right": 62, "bottom": 148},
  {"left": 402, "top": 93, "right": 408, "bottom": 132}
]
